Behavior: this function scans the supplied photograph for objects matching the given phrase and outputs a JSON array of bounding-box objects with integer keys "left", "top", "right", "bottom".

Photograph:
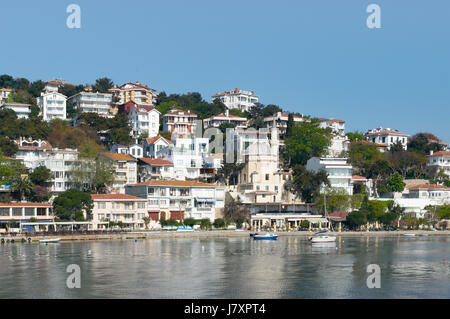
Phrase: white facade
[
  {"left": 306, "top": 157, "right": 353, "bottom": 195},
  {"left": 143, "top": 136, "right": 173, "bottom": 158},
  {"left": 162, "top": 108, "right": 198, "bottom": 135},
  {"left": 37, "top": 92, "right": 67, "bottom": 121},
  {"left": 328, "top": 134, "right": 350, "bottom": 157},
  {"left": 91, "top": 194, "right": 149, "bottom": 230},
  {"left": 203, "top": 110, "right": 248, "bottom": 130},
  {"left": 138, "top": 158, "right": 174, "bottom": 182},
  {"left": 365, "top": 127, "right": 410, "bottom": 150},
  {"left": 129, "top": 105, "right": 160, "bottom": 138},
  {"left": 0, "top": 102, "right": 31, "bottom": 119},
  {"left": 426, "top": 151, "right": 450, "bottom": 177},
  {"left": 212, "top": 88, "right": 258, "bottom": 112},
  {"left": 318, "top": 118, "right": 346, "bottom": 135},
  {"left": 263, "top": 112, "right": 304, "bottom": 136},
  {"left": 109, "top": 82, "right": 157, "bottom": 106},
  {"left": 125, "top": 180, "right": 225, "bottom": 222},
  {"left": 68, "top": 92, "right": 112, "bottom": 115},
  {"left": 111, "top": 144, "right": 144, "bottom": 159},
  {"left": 102, "top": 153, "right": 138, "bottom": 194},
  {"left": 157, "top": 137, "right": 209, "bottom": 180}
]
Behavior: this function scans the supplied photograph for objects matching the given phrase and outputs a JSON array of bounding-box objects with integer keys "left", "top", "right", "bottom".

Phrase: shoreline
[{"left": 2, "top": 229, "right": 449, "bottom": 243}]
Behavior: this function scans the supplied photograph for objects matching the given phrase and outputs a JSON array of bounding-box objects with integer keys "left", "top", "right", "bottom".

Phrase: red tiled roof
[
  {"left": 91, "top": 194, "right": 146, "bottom": 200},
  {"left": 366, "top": 129, "right": 409, "bottom": 136},
  {"left": 0, "top": 202, "right": 52, "bottom": 207},
  {"left": 1, "top": 102, "right": 31, "bottom": 106},
  {"left": 409, "top": 184, "right": 450, "bottom": 190},
  {"left": 352, "top": 175, "right": 367, "bottom": 180},
  {"left": 139, "top": 158, "right": 173, "bottom": 166},
  {"left": 134, "top": 105, "right": 159, "bottom": 113},
  {"left": 426, "top": 151, "right": 450, "bottom": 157},
  {"left": 318, "top": 118, "right": 345, "bottom": 123},
  {"left": 164, "top": 109, "right": 197, "bottom": 117},
  {"left": 327, "top": 211, "right": 349, "bottom": 221},
  {"left": 145, "top": 136, "right": 173, "bottom": 145},
  {"left": 212, "top": 88, "right": 257, "bottom": 97},
  {"left": 101, "top": 152, "right": 137, "bottom": 161},
  {"left": 14, "top": 140, "right": 52, "bottom": 150}
]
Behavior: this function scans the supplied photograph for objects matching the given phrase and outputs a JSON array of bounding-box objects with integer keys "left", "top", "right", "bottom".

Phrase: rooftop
[
  {"left": 101, "top": 152, "right": 137, "bottom": 162},
  {"left": 91, "top": 194, "right": 146, "bottom": 201}
]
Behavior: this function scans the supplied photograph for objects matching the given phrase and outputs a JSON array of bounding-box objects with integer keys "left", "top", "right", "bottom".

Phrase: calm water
[{"left": 0, "top": 236, "right": 449, "bottom": 298}]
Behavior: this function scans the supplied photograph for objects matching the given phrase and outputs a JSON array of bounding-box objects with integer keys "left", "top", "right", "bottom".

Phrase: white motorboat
[
  {"left": 402, "top": 233, "right": 416, "bottom": 237},
  {"left": 308, "top": 236, "right": 336, "bottom": 243},
  {"left": 40, "top": 238, "right": 61, "bottom": 243}
]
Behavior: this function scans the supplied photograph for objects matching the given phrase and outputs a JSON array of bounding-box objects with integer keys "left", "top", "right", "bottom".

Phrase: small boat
[
  {"left": 249, "top": 232, "right": 259, "bottom": 237},
  {"left": 308, "top": 236, "right": 336, "bottom": 243},
  {"left": 40, "top": 238, "right": 61, "bottom": 243},
  {"left": 402, "top": 233, "right": 416, "bottom": 237},
  {"left": 176, "top": 226, "right": 194, "bottom": 232},
  {"left": 253, "top": 233, "right": 278, "bottom": 240}
]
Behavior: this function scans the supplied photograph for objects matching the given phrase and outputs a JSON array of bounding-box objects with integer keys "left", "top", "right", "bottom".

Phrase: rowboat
[
  {"left": 253, "top": 233, "right": 278, "bottom": 240},
  {"left": 40, "top": 238, "right": 61, "bottom": 243}
]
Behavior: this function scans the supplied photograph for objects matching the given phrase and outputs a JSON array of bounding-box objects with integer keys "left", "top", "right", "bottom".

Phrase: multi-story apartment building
[
  {"left": 13, "top": 138, "right": 78, "bottom": 193},
  {"left": 0, "top": 202, "right": 54, "bottom": 231},
  {"left": 0, "top": 88, "right": 12, "bottom": 104},
  {"left": 125, "top": 180, "right": 225, "bottom": 222},
  {"left": 318, "top": 118, "right": 346, "bottom": 135},
  {"left": 157, "top": 136, "right": 209, "bottom": 180},
  {"left": 162, "top": 108, "right": 198, "bottom": 135},
  {"left": 306, "top": 157, "right": 353, "bottom": 195},
  {"left": 263, "top": 112, "right": 304, "bottom": 136},
  {"left": 91, "top": 194, "right": 149, "bottom": 230},
  {"left": 328, "top": 134, "right": 350, "bottom": 157},
  {"left": 228, "top": 128, "right": 271, "bottom": 163},
  {"left": 44, "top": 79, "right": 72, "bottom": 93},
  {"left": 109, "top": 82, "right": 157, "bottom": 106},
  {"left": 37, "top": 91, "right": 67, "bottom": 121},
  {"left": 203, "top": 109, "right": 247, "bottom": 130},
  {"left": 365, "top": 127, "right": 410, "bottom": 150},
  {"left": 101, "top": 153, "right": 137, "bottom": 194},
  {"left": 128, "top": 105, "right": 160, "bottom": 138},
  {"left": 67, "top": 91, "right": 113, "bottom": 115},
  {"left": 426, "top": 151, "right": 450, "bottom": 177},
  {"left": 211, "top": 88, "right": 258, "bottom": 112},
  {"left": 0, "top": 102, "right": 31, "bottom": 119}
]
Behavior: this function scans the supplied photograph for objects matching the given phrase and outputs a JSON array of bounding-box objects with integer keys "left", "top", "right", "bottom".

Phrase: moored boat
[
  {"left": 308, "top": 235, "right": 336, "bottom": 243},
  {"left": 177, "top": 226, "right": 194, "bottom": 232},
  {"left": 253, "top": 233, "right": 278, "bottom": 240},
  {"left": 402, "top": 233, "right": 416, "bottom": 237},
  {"left": 40, "top": 238, "right": 61, "bottom": 243}
]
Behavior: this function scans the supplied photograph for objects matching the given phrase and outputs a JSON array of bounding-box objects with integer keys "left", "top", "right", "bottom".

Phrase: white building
[
  {"left": 306, "top": 157, "right": 353, "bottom": 195},
  {"left": 110, "top": 144, "right": 144, "bottom": 159},
  {"left": 109, "top": 82, "right": 158, "bottom": 106},
  {"left": 228, "top": 128, "right": 269, "bottom": 163},
  {"left": 37, "top": 91, "right": 67, "bottom": 121},
  {"left": 13, "top": 138, "right": 53, "bottom": 170},
  {"left": 91, "top": 194, "right": 149, "bottom": 230},
  {"left": 125, "top": 180, "right": 225, "bottom": 222},
  {"left": 426, "top": 151, "right": 450, "bottom": 177},
  {"left": 67, "top": 91, "right": 112, "bottom": 115},
  {"left": 318, "top": 118, "right": 346, "bottom": 135},
  {"left": 263, "top": 112, "right": 304, "bottom": 136},
  {"left": 0, "top": 88, "right": 12, "bottom": 104},
  {"left": 143, "top": 135, "right": 173, "bottom": 158},
  {"left": 328, "top": 134, "right": 350, "bottom": 157},
  {"left": 365, "top": 127, "right": 410, "bottom": 150},
  {"left": 203, "top": 109, "right": 248, "bottom": 130},
  {"left": 157, "top": 136, "right": 209, "bottom": 180},
  {"left": 101, "top": 153, "right": 137, "bottom": 194},
  {"left": 212, "top": 88, "right": 258, "bottom": 112},
  {"left": 44, "top": 80, "right": 71, "bottom": 93},
  {"left": 163, "top": 108, "right": 198, "bottom": 136},
  {"left": 0, "top": 102, "right": 31, "bottom": 119},
  {"left": 138, "top": 158, "right": 174, "bottom": 182},
  {"left": 129, "top": 105, "right": 160, "bottom": 138}
]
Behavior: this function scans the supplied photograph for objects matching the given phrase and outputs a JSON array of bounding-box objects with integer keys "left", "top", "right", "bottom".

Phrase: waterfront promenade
[{"left": 1, "top": 229, "right": 449, "bottom": 243}]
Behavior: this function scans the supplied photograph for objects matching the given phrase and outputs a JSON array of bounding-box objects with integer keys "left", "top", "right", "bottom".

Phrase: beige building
[
  {"left": 109, "top": 82, "right": 157, "bottom": 106},
  {"left": 101, "top": 153, "right": 138, "bottom": 194},
  {"left": 0, "top": 202, "right": 54, "bottom": 232},
  {"left": 91, "top": 194, "right": 149, "bottom": 230}
]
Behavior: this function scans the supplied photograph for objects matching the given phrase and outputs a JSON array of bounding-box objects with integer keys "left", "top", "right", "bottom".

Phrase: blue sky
[{"left": 1, "top": 0, "right": 449, "bottom": 142}]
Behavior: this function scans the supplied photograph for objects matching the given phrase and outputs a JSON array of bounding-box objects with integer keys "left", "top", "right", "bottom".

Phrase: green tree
[
  {"left": 53, "top": 189, "right": 93, "bottom": 221},
  {"left": 315, "top": 188, "right": 351, "bottom": 214},
  {"left": 283, "top": 118, "right": 331, "bottom": 166},
  {"left": 292, "top": 165, "right": 329, "bottom": 204},
  {"left": 346, "top": 131, "right": 365, "bottom": 142},
  {"left": 29, "top": 166, "right": 52, "bottom": 186},
  {"left": 69, "top": 156, "right": 115, "bottom": 193},
  {"left": 285, "top": 113, "right": 294, "bottom": 138},
  {"left": 213, "top": 218, "right": 225, "bottom": 229},
  {"left": 92, "top": 78, "right": 114, "bottom": 93},
  {"left": 11, "top": 177, "right": 33, "bottom": 201},
  {"left": 386, "top": 172, "right": 406, "bottom": 192},
  {"left": 0, "top": 137, "right": 18, "bottom": 156}
]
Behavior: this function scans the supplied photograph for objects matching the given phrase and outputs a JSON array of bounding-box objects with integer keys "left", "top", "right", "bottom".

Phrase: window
[
  {"left": 0, "top": 208, "right": 9, "bottom": 216},
  {"left": 98, "top": 202, "right": 106, "bottom": 209},
  {"left": 265, "top": 174, "right": 269, "bottom": 181},
  {"left": 137, "top": 202, "right": 145, "bottom": 209},
  {"left": 12, "top": 208, "right": 22, "bottom": 216},
  {"left": 25, "top": 208, "right": 34, "bottom": 216},
  {"left": 37, "top": 208, "right": 46, "bottom": 216}
]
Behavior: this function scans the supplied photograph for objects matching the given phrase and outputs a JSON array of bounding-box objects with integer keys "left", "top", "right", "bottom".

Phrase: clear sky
[{"left": 1, "top": 0, "right": 449, "bottom": 142}]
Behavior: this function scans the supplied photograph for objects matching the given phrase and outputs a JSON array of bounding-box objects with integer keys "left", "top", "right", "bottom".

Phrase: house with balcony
[
  {"left": 111, "top": 143, "right": 144, "bottom": 159},
  {"left": 91, "top": 194, "right": 149, "bottom": 230},
  {"left": 128, "top": 105, "right": 160, "bottom": 138},
  {"left": 37, "top": 91, "right": 67, "bottom": 121},
  {"left": 318, "top": 118, "right": 346, "bottom": 136},
  {"left": 109, "top": 82, "right": 158, "bottom": 106},
  {"left": 143, "top": 135, "right": 173, "bottom": 158},
  {"left": 203, "top": 110, "right": 248, "bottom": 130},
  {"left": 125, "top": 180, "right": 225, "bottom": 222},
  {"left": 162, "top": 108, "right": 198, "bottom": 136},
  {"left": 0, "top": 88, "right": 12, "bottom": 104},
  {"left": 365, "top": 127, "right": 410, "bottom": 150},
  {"left": 138, "top": 157, "right": 174, "bottom": 182},
  {"left": 263, "top": 112, "right": 304, "bottom": 136},
  {"left": 157, "top": 136, "right": 209, "bottom": 180},
  {"left": 306, "top": 157, "right": 353, "bottom": 195},
  {"left": 0, "top": 102, "right": 32, "bottom": 119},
  {"left": 426, "top": 151, "right": 450, "bottom": 178},
  {"left": 67, "top": 91, "right": 113, "bottom": 115},
  {"left": 211, "top": 88, "right": 258, "bottom": 112},
  {"left": 101, "top": 153, "right": 137, "bottom": 193}
]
